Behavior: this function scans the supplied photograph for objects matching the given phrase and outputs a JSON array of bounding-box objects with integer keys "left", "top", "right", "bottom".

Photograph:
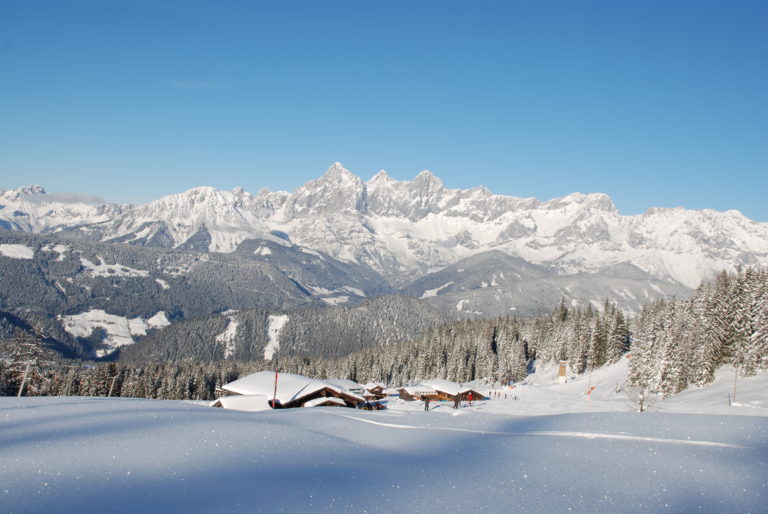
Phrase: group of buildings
[{"left": 210, "top": 371, "right": 488, "bottom": 412}]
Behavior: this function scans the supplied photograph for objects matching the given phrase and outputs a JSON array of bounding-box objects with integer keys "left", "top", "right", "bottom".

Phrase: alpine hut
[
  {"left": 398, "top": 379, "right": 489, "bottom": 403},
  {"left": 213, "top": 371, "right": 365, "bottom": 410}
]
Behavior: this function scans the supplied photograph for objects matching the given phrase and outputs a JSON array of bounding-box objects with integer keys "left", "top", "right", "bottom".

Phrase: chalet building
[
  {"left": 425, "top": 379, "right": 489, "bottom": 402},
  {"left": 363, "top": 383, "right": 388, "bottom": 399},
  {"left": 211, "top": 371, "right": 365, "bottom": 411},
  {"left": 397, "top": 384, "right": 438, "bottom": 401},
  {"left": 398, "top": 379, "right": 489, "bottom": 402}
]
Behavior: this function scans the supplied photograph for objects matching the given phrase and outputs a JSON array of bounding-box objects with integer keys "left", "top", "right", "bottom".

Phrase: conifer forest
[{"left": 1, "top": 268, "right": 766, "bottom": 401}]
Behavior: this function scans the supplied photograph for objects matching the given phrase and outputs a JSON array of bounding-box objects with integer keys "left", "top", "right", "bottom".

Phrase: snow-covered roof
[
  {"left": 210, "top": 394, "right": 272, "bottom": 412},
  {"left": 363, "top": 382, "right": 386, "bottom": 390},
  {"left": 422, "top": 378, "right": 463, "bottom": 396},
  {"left": 399, "top": 384, "right": 436, "bottom": 396},
  {"left": 324, "top": 379, "right": 365, "bottom": 394},
  {"left": 221, "top": 371, "right": 365, "bottom": 406},
  {"left": 222, "top": 372, "right": 331, "bottom": 405},
  {"left": 400, "top": 379, "right": 489, "bottom": 398},
  {"left": 302, "top": 396, "right": 347, "bottom": 408}
]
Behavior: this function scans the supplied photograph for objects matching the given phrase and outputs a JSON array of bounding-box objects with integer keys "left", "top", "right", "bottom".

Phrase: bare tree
[{"left": 625, "top": 382, "right": 658, "bottom": 412}]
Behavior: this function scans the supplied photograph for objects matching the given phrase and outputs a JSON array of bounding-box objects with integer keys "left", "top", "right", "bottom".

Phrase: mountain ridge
[{"left": 3, "top": 162, "right": 767, "bottom": 292}]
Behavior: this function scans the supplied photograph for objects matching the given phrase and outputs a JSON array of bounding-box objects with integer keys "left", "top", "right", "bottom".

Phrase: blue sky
[{"left": 1, "top": 0, "right": 766, "bottom": 220}]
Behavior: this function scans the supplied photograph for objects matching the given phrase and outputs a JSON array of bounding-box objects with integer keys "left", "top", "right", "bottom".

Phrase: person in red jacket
[{"left": 468, "top": 392, "right": 473, "bottom": 406}]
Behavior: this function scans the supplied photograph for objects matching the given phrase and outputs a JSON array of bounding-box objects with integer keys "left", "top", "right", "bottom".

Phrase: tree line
[
  {"left": 2, "top": 268, "right": 766, "bottom": 401},
  {"left": 628, "top": 267, "right": 768, "bottom": 397}
]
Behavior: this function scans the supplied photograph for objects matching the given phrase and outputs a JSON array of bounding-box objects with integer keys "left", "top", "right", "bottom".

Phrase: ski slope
[{"left": 1, "top": 365, "right": 766, "bottom": 512}]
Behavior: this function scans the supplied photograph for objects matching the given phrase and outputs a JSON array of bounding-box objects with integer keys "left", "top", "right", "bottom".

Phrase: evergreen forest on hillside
[{"left": 1, "top": 268, "right": 766, "bottom": 401}]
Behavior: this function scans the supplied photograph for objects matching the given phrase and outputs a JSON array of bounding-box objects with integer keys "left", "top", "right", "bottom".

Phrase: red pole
[{"left": 272, "top": 369, "right": 278, "bottom": 408}]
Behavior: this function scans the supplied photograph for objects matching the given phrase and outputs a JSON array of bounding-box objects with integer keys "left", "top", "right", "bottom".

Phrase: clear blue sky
[{"left": 1, "top": 0, "right": 766, "bottom": 220}]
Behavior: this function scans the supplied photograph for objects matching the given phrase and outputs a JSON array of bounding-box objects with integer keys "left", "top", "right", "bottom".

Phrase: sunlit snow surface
[
  {"left": 1, "top": 366, "right": 766, "bottom": 513},
  {"left": 0, "top": 243, "right": 34, "bottom": 259},
  {"left": 216, "top": 316, "right": 239, "bottom": 359},
  {"left": 58, "top": 309, "right": 170, "bottom": 357},
  {"left": 263, "top": 314, "right": 289, "bottom": 360},
  {"left": 79, "top": 257, "right": 150, "bottom": 278}
]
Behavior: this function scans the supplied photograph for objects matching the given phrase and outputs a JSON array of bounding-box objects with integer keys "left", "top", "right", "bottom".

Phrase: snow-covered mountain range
[{"left": 2, "top": 162, "right": 767, "bottom": 316}]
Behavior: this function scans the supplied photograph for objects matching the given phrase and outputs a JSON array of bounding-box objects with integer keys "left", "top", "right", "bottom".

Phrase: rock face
[{"left": 2, "top": 162, "right": 768, "bottom": 316}]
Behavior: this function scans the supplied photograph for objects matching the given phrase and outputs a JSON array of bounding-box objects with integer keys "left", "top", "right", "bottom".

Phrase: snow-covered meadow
[{"left": 2, "top": 365, "right": 766, "bottom": 513}]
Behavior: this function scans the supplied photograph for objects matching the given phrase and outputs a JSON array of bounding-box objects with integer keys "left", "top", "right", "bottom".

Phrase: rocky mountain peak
[
  {"left": 368, "top": 169, "right": 394, "bottom": 184},
  {"left": 322, "top": 162, "right": 356, "bottom": 180},
  {"left": 2, "top": 163, "right": 766, "bottom": 291},
  {"left": 282, "top": 162, "right": 365, "bottom": 219},
  {"left": 1, "top": 184, "right": 47, "bottom": 201},
  {"left": 412, "top": 170, "right": 443, "bottom": 191},
  {"left": 544, "top": 192, "right": 616, "bottom": 213}
]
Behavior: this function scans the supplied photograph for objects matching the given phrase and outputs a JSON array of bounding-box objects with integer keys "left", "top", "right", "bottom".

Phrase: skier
[
  {"left": 453, "top": 395, "right": 460, "bottom": 409},
  {"left": 424, "top": 396, "right": 430, "bottom": 411},
  {"left": 468, "top": 392, "right": 473, "bottom": 406}
]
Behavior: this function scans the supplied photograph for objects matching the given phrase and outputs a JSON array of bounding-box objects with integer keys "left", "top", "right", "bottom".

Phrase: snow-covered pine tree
[
  {"left": 568, "top": 311, "right": 589, "bottom": 374},
  {"left": 588, "top": 316, "right": 607, "bottom": 369},
  {"left": 606, "top": 309, "right": 628, "bottom": 364}
]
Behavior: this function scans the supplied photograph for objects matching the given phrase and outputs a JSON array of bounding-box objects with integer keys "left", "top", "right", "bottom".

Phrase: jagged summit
[
  {"left": 2, "top": 162, "right": 766, "bottom": 289},
  {"left": 322, "top": 161, "right": 356, "bottom": 179},
  {"left": 1, "top": 184, "right": 47, "bottom": 201},
  {"left": 367, "top": 169, "right": 394, "bottom": 183},
  {"left": 412, "top": 170, "right": 444, "bottom": 191},
  {"left": 545, "top": 192, "right": 616, "bottom": 212},
  {"left": 414, "top": 169, "right": 437, "bottom": 180}
]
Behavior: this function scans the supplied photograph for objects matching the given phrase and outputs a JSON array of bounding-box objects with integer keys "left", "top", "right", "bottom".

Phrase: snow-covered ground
[
  {"left": 79, "top": 257, "right": 150, "bottom": 278},
  {"left": 58, "top": 309, "right": 170, "bottom": 357},
  {"left": 472, "top": 356, "right": 768, "bottom": 417},
  {"left": 216, "top": 316, "right": 239, "bottom": 359},
  {"left": 1, "top": 364, "right": 766, "bottom": 513},
  {"left": 0, "top": 243, "right": 34, "bottom": 259},
  {"left": 263, "top": 314, "right": 289, "bottom": 360}
]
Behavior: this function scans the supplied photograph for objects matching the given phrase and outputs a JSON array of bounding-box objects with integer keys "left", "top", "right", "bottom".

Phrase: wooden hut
[
  {"left": 398, "top": 379, "right": 490, "bottom": 403},
  {"left": 397, "top": 384, "right": 438, "bottom": 402},
  {"left": 363, "top": 383, "right": 388, "bottom": 399}
]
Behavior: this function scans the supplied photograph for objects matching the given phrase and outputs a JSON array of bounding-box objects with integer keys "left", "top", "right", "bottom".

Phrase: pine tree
[{"left": 606, "top": 310, "right": 628, "bottom": 364}]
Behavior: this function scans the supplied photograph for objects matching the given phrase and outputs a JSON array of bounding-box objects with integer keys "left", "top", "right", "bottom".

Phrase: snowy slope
[
  {"left": 59, "top": 309, "right": 170, "bottom": 357},
  {"left": 1, "top": 388, "right": 765, "bottom": 513},
  {"left": 472, "top": 358, "right": 768, "bottom": 417}
]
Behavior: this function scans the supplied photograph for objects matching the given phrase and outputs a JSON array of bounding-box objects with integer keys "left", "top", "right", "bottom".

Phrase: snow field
[
  {"left": 470, "top": 357, "right": 768, "bottom": 417},
  {"left": 80, "top": 257, "right": 150, "bottom": 278},
  {"left": 59, "top": 309, "right": 170, "bottom": 357},
  {"left": 0, "top": 396, "right": 765, "bottom": 513},
  {"left": 41, "top": 243, "right": 69, "bottom": 261},
  {"left": 321, "top": 296, "right": 350, "bottom": 305},
  {"left": 420, "top": 281, "right": 454, "bottom": 299},
  {"left": 263, "top": 314, "right": 289, "bottom": 360},
  {"left": 216, "top": 317, "right": 239, "bottom": 359},
  {"left": 0, "top": 243, "right": 34, "bottom": 259}
]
